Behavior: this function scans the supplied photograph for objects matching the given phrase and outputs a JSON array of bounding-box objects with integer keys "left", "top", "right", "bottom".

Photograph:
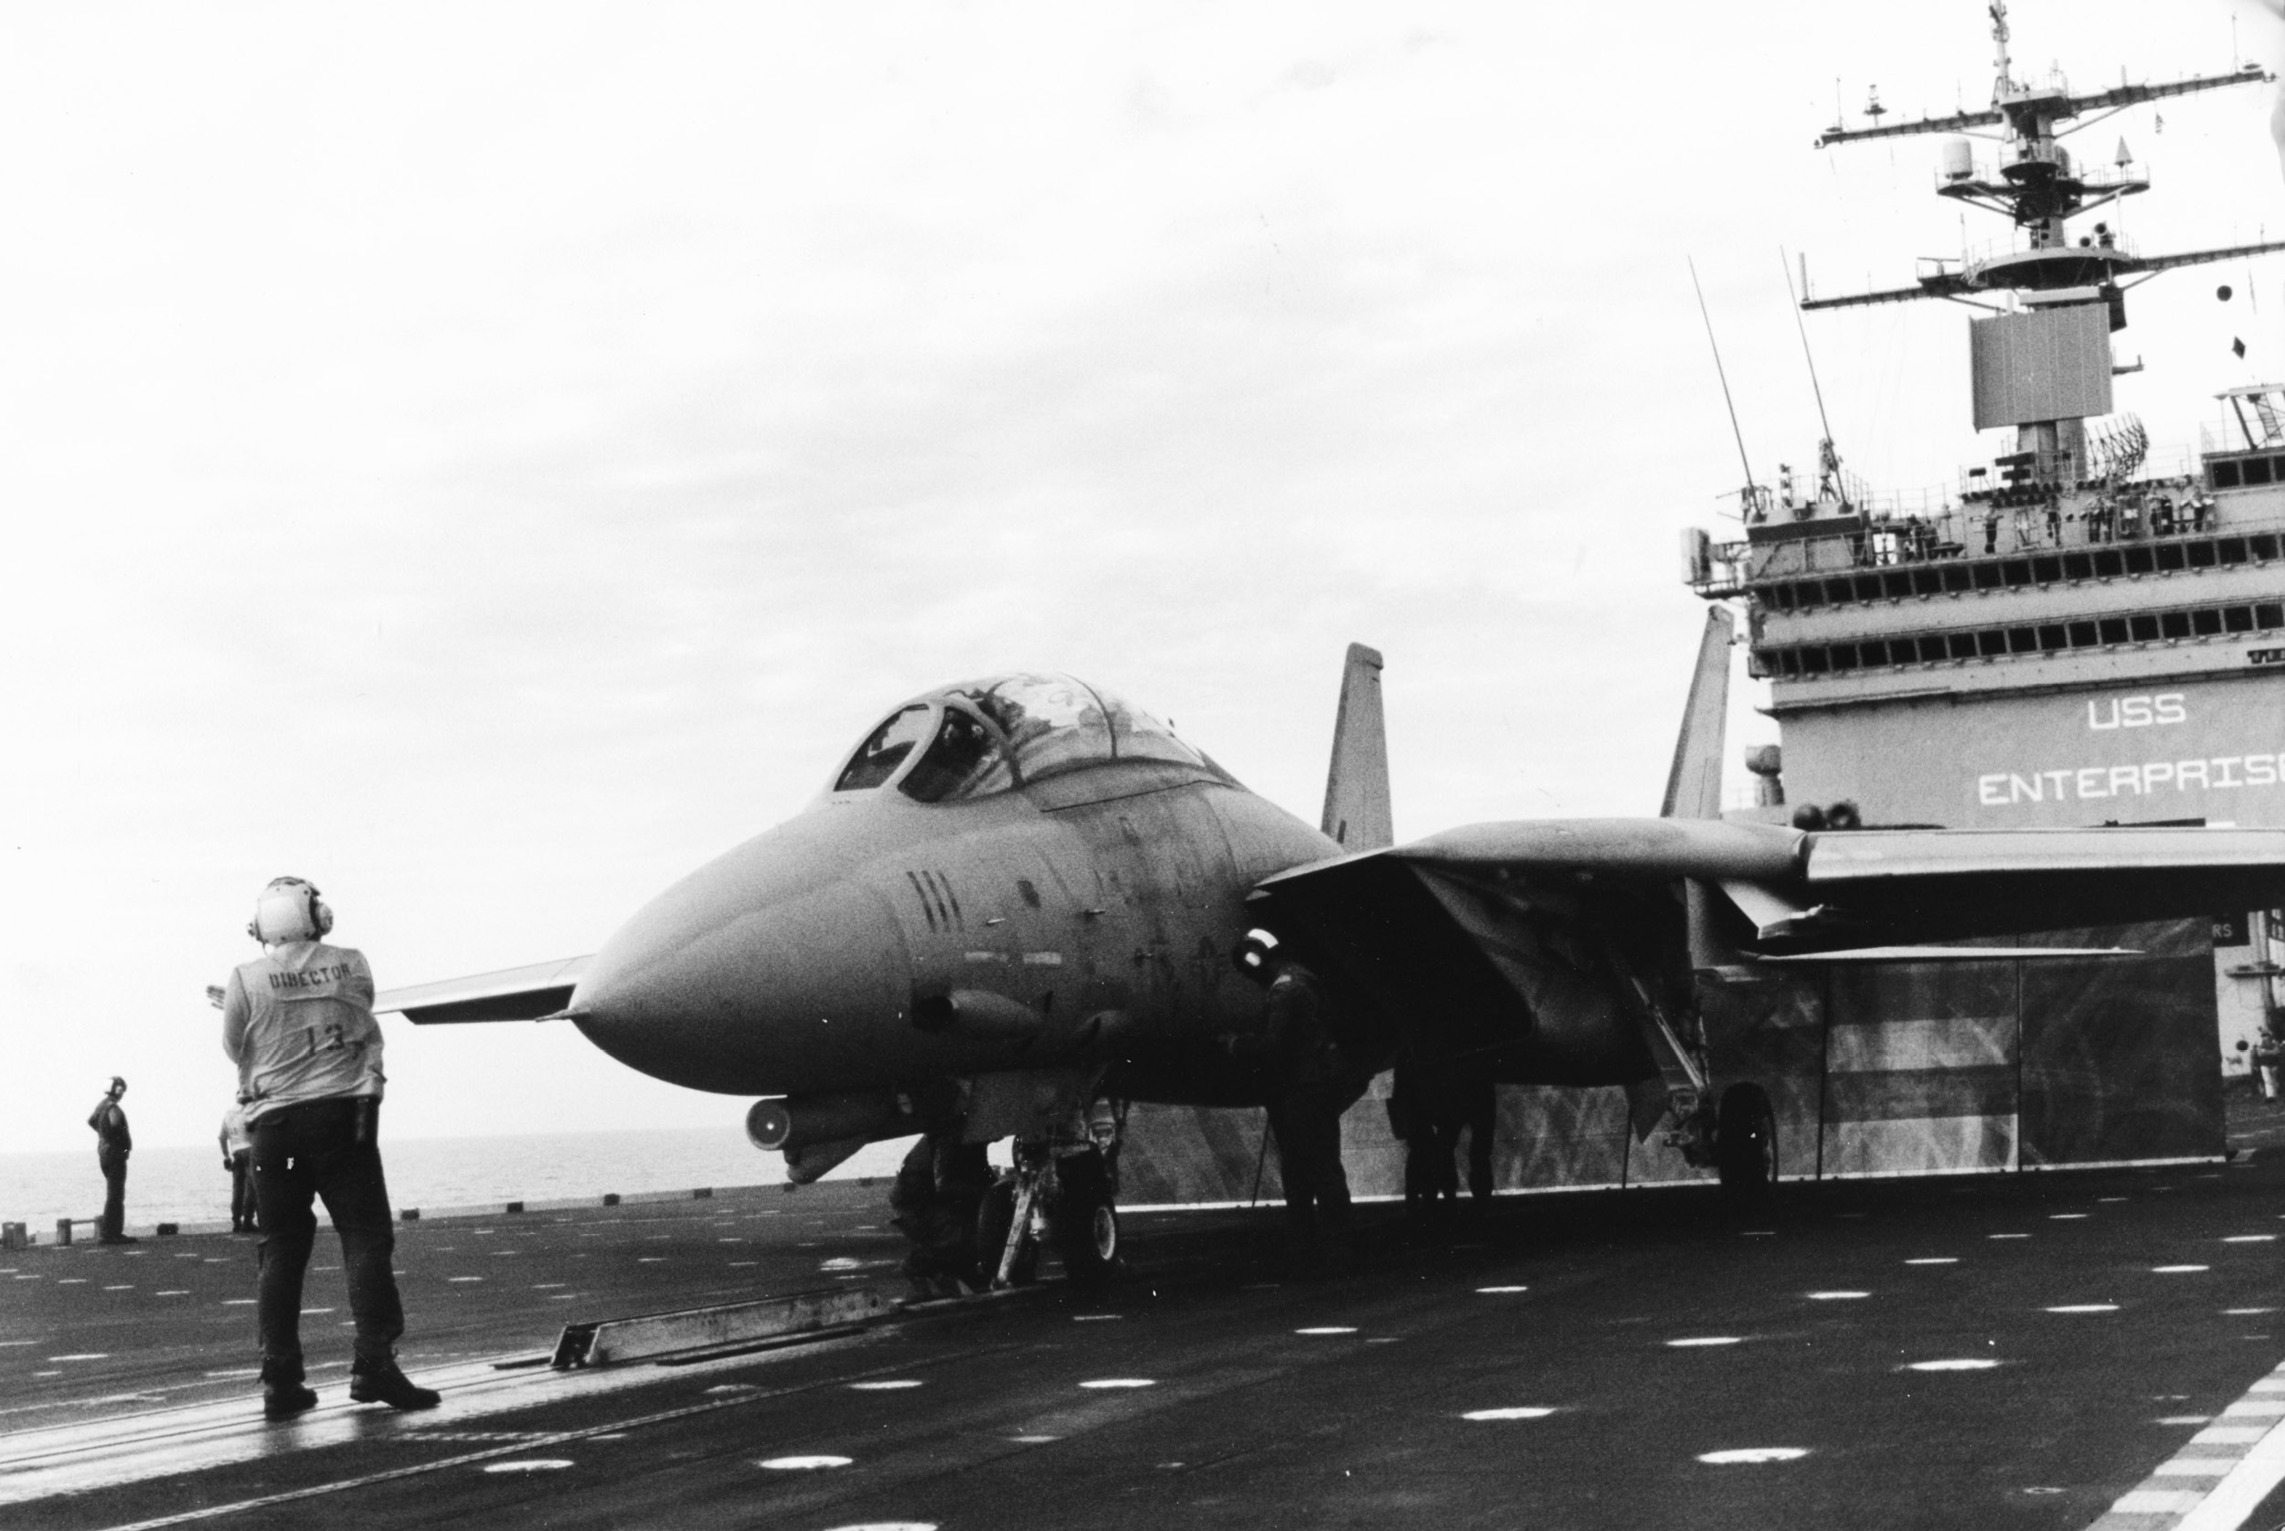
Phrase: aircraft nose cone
[{"left": 571, "top": 845, "right": 910, "bottom": 1096}]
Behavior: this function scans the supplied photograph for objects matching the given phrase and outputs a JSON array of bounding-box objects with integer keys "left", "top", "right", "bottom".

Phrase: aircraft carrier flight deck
[{"left": 10, "top": 1095, "right": 2285, "bottom": 1531}]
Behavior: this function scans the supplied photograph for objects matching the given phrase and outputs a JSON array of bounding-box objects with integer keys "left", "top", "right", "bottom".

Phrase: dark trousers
[
  {"left": 97, "top": 1150, "right": 127, "bottom": 1240},
  {"left": 889, "top": 1136, "right": 990, "bottom": 1281},
  {"left": 1267, "top": 1093, "right": 1351, "bottom": 1230},
  {"left": 229, "top": 1150, "right": 256, "bottom": 1230},
  {"left": 251, "top": 1098, "right": 404, "bottom": 1377}
]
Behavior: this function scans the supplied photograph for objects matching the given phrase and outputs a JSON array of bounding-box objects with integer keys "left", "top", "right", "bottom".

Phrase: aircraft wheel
[
  {"left": 1716, "top": 1083, "right": 1778, "bottom": 1207},
  {"left": 1054, "top": 1150, "right": 1120, "bottom": 1285},
  {"left": 974, "top": 1177, "right": 1037, "bottom": 1287}
]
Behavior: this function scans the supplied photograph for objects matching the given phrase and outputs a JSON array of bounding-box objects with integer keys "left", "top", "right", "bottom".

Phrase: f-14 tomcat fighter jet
[{"left": 380, "top": 612, "right": 2285, "bottom": 1281}]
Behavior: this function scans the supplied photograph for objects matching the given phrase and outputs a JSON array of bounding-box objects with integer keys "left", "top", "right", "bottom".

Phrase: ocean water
[{"left": 0, "top": 1128, "right": 909, "bottom": 1233}]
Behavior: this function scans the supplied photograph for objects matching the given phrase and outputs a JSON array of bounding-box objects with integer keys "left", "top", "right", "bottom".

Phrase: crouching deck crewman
[{"left": 221, "top": 876, "right": 439, "bottom": 1420}]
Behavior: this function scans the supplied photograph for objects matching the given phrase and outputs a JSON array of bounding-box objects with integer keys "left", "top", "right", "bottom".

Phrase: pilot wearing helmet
[{"left": 220, "top": 877, "right": 438, "bottom": 1420}]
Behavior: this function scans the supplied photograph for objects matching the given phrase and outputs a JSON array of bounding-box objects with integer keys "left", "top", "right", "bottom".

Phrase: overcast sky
[{"left": 4, "top": 1, "right": 2280, "bottom": 1155}]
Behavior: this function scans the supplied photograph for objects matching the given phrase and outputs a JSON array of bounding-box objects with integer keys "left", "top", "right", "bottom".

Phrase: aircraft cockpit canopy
[{"left": 831, "top": 672, "right": 1211, "bottom": 803}]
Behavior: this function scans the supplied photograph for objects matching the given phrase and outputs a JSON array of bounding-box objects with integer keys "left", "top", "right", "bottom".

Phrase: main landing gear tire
[
  {"left": 975, "top": 1177, "right": 1037, "bottom": 1287},
  {"left": 1053, "top": 1149, "right": 1120, "bottom": 1287},
  {"left": 1716, "top": 1083, "right": 1778, "bottom": 1209}
]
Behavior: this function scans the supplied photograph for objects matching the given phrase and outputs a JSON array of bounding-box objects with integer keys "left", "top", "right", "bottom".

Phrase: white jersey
[{"left": 221, "top": 941, "right": 385, "bottom": 1119}]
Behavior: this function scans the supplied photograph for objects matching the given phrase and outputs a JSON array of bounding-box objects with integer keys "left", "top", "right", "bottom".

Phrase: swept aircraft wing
[
  {"left": 377, "top": 956, "right": 590, "bottom": 1024},
  {"left": 1247, "top": 819, "right": 2285, "bottom": 1064}
]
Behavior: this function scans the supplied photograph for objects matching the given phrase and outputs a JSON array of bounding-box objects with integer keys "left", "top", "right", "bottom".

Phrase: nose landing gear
[{"left": 977, "top": 1131, "right": 1123, "bottom": 1289}]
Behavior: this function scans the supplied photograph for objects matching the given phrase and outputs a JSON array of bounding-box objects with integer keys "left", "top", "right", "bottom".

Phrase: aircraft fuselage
[{"left": 569, "top": 757, "right": 1336, "bottom": 1110}]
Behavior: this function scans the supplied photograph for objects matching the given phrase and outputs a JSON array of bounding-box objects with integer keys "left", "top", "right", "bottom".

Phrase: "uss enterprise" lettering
[
  {"left": 1979, "top": 752, "right": 2281, "bottom": 806},
  {"left": 2085, "top": 693, "right": 2187, "bottom": 730}
]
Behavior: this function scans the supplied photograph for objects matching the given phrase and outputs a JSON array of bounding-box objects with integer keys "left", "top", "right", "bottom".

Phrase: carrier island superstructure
[{"left": 1684, "top": 3, "right": 2285, "bottom": 1067}]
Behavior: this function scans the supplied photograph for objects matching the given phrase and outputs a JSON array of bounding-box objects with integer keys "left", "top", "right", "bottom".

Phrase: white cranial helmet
[{"left": 249, "top": 877, "right": 333, "bottom": 944}]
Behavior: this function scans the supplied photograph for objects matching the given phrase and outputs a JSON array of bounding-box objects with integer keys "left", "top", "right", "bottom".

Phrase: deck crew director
[{"left": 221, "top": 876, "right": 439, "bottom": 1420}]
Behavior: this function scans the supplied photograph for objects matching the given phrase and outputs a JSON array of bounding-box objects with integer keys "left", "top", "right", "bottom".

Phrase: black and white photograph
[{"left": 9, "top": 3, "right": 2285, "bottom": 1526}]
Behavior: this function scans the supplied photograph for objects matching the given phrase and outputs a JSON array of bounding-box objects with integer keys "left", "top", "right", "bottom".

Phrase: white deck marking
[
  {"left": 1904, "top": 1258, "right": 1958, "bottom": 1266},
  {"left": 2089, "top": 1360, "right": 2285, "bottom": 1531},
  {"left": 1008, "top": 1435, "right": 1060, "bottom": 1443},
  {"left": 848, "top": 1380, "right": 922, "bottom": 1391},
  {"left": 1295, "top": 1327, "right": 1357, "bottom": 1336},
  {"left": 1990, "top": 1234, "right": 2031, "bottom": 1240},
  {"left": 2154, "top": 1266, "right": 2212, "bottom": 1274},
  {"left": 1667, "top": 1337, "right": 1743, "bottom": 1348},
  {"left": 481, "top": 1460, "right": 573, "bottom": 1473},
  {"left": 1806, "top": 1291, "right": 1870, "bottom": 1300},
  {"left": 47, "top": 1355, "right": 109, "bottom": 1362},
  {"left": 1905, "top": 1359, "right": 1999, "bottom": 1371},
  {"left": 2051, "top": 1214, "right": 2090, "bottom": 1220},
  {"left": 1072, "top": 1315, "right": 1121, "bottom": 1322},
  {"left": 1079, "top": 1379, "right": 1154, "bottom": 1389},
  {"left": 2223, "top": 1236, "right": 2276, "bottom": 1244},
  {"left": 1476, "top": 1286, "right": 1528, "bottom": 1294},
  {"left": 7, "top": 1346, "right": 964, "bottom": 1525},
  {"left": 2046, "top": 1305, "right": 2119, "bottom": 1314},
  {"left": 1462, "top": 1407, "right": 1554, "bottom": 1421},
  {"left": 2225, "top": 1309, "right": 2277, "bottom": 1316},
  {"left": 758, "top": 1455, "right": 851, "bottom": 1470},
  {"left": 1699, "top": 1447, "right": 1808, "bottom": 1464}
]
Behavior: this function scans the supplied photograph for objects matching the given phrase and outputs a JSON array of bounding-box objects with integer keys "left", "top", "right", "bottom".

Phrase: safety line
[
  {"left": 91, "top": 1347, "right": 998, "bottom": 1531},
  {"left": 2086, "top": 1359, "right": 2285, "bottom": 1530}
]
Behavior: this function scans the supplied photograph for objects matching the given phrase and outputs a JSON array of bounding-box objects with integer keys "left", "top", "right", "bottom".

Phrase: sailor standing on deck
[
  {"left": 219, "top": 1100, "right": 257, "bottom": 1234},
  {"left": 221, "top": 877, "right": 438, "bottom": 1419},
  {"left": 86, "top": 1077, "right": 135, "bottom": 1244}
]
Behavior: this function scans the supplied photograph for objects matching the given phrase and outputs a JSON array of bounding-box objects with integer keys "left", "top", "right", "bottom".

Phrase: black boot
[
  {"left": 349, "top": 1357, "right": 440, "bottom": 1410},
  {"left": 261, "top": 1361, "right": 318, "bottom": 1420}
]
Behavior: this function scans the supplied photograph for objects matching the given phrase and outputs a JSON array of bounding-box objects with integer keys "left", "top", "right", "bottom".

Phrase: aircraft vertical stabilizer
[
  {"left": 1321, "top": 643, "right": 1393, "bottom": 852},
  {"left": 1660, "top": 609, "right": 1734, "bottom": 821}
]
